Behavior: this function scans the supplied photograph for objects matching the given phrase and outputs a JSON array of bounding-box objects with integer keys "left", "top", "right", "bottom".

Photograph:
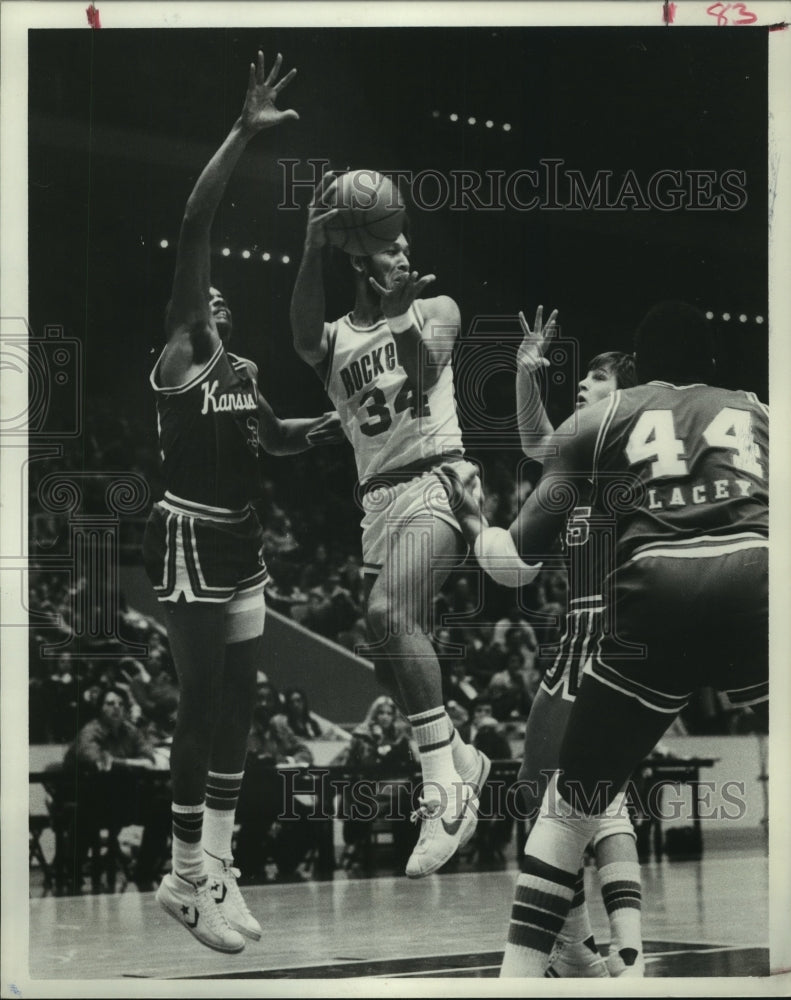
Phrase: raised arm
[
  {"left": 511, "top": 408, "right": 599, "bottom": 561},
  {"left": 161, "top": 51, "right": 299, "bottom": 381},
  {"left": 515, "top": 305, "right": 558, "bottom": 461},
  {"left": 290, "top": 173, "right": 340, "bottom": 367}
]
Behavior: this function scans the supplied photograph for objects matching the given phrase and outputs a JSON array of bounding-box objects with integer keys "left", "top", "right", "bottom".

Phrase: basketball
[{"left": 323, "top": 170, "right": 405, "bottom": 256}]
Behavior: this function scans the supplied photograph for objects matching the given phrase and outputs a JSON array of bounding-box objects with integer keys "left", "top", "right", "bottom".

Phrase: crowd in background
[{"left": 27, "top": 402, "right": 765, "bottom": 746}]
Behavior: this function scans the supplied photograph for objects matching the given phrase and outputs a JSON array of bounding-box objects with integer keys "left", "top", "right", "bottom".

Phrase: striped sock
[
  {"left": 560, "top": 869, "right": 597, "bottom": 945},
  {"left": 501, "top": 857, "right": 577, "bottom": 976},
  {"left": 408, "top": 706, "right": 459, "bottom": 795},
  {"left": 445, "top": 716, "right": 479, "bottom": 782},
  {"left": 501, "top": 777, "right": 598, "bottom": 977},
  {"left": 598, "top": 861, "right": 643, "bottom": 956},
  {"left": 203, "top": 770, "right": 244, "bottom": 866},
  {"left": 171, "top": 801, "right": 205, "bottom": 882}
]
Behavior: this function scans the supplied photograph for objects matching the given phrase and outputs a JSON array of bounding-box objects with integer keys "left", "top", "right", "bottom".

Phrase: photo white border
[{"left": 2, "top": 1, "right": 790, "bottom": 996}]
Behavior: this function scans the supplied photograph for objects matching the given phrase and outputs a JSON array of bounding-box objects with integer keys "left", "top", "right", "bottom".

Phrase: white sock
[
  {"left": 203, "top": 770, "right": 244, "bottom": 867},
  {"left": 408, "top": 706, "right": 460, "bottom": 797},
  {"left": 598, "top": 860, "right": 643, "bottom": 957},
  {"left": 501, "top": 777, "right": 598, "bottom": 977},
  {"left": 445, "top": 716, "right": 479, "bottom": 782}
]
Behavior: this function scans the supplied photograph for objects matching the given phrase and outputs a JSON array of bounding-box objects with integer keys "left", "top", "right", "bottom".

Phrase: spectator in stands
[
  {"left": 235, "top": 674, "right": 316, "bottom": 883},
  {"left": 280, "top": 687, "right": 351, "bottom": 743},
  {"left": 63, "top": 685, "right": 156, "bottom": 774},
  {"left": 265, "top": 563, "right": 308, "bottom": 619},
  {"left": 310, "top": 571, "right": 361, "bottom": 638},
  {"left": 468, "top": 705, "right": 515, "bottom": 867},
  {"left": 133, "top": 708, "right": 179, "bottom": 891},
  {"left": 60, "top": 686, "right": 156, "bottom": 892},
  {"left": 441, "top": 657, "right": 480, "bottom": 717},
  {"left": 260, "top": 506, "right": 300, "bottom": 563},
  {"left": 300, "top": 541, "right": 332, "bottom": 591},
  {"left": 468, "top": 695, "right": 505, "bottom": 745},
  {"left": 338, "top": 552, "right": 364, "bottom": 608},
  {"left": 48, "top": 651, "right": 82, "bottom": 743},
  {"left": 129, "top": 656, "right": 180, "bottom": 730},
  {"left": 486, "top": 650, "right": 535, "bottom": 721},
  {"left": 340, "top": 696, "right": 418, "bottom": 872},
  {"left": 489, "top": 600, "right": 538, "bottom": 671}
]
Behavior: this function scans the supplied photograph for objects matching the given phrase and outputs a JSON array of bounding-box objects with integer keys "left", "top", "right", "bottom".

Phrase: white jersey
[{"left": 322, "top": 301, "right": 465, "bottom": 485}]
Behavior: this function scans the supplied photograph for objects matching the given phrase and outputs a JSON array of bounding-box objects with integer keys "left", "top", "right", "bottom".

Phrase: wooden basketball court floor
[{"left": 27, "top": 847, "right": 770, "bottom": 986}]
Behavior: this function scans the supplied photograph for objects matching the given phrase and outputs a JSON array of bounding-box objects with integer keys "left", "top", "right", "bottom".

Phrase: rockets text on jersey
[{"left": 322, "top": 301, "right": 465, "bottom": 485}]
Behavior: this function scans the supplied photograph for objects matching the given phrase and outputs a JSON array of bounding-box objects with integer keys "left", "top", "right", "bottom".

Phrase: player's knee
[
  {"left": 225, "top": 585, "right": 266, "bottom": 644},
  {"left": 558, "top": 772, "right": 617, "bottom": 816},
  {"left": 591, "top": 793, "right": 635, "bottom": 849},
  {"left": 525, "top": 775, "right": 599, "bottom": 862}
]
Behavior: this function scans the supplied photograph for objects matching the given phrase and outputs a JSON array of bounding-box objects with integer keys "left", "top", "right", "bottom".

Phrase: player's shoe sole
[{"left": 156, "top": 872, "right": 246, "bottom": 954}]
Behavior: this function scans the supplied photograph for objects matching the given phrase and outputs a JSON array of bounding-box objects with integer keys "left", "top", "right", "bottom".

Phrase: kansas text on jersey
[{"left": 150, "top": 343, "right": 262, "bottom": 510}]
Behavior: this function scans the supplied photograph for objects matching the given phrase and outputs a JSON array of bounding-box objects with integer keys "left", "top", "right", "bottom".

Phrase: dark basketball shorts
[
  {"left": 143, "top": 492, "right": 270, "bottom": 604},
  {"left": 584, "top": 533, "right": 768, "bottom": 714},
  {"left": 540, "top": 599, "right": 605, "bottom": 703}
]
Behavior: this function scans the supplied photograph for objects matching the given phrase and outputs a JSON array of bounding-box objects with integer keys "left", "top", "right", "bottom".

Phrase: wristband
[
  {"left": 387, "top": 306, "right": 418, "bottom": 335},
  {"left": 473, "top": 526, "right": 542, "bottom": 588}
]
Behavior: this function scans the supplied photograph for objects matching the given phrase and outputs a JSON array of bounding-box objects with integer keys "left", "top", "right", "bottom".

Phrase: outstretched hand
[
  {"left": 369, "top": 270, "right": 436, "bottom": 319},
  {"left": 517, "top": 305, "right": 558, "bottom": 372},
  {"left": 305, "top": 411, "right": 345, "bottom": 446},
  {"left": 240, "top": 50, "right": 299, "bottom": 133}
]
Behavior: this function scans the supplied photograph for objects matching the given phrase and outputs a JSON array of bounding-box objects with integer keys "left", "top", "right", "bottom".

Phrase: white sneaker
[
  {"left": 459, "top": 747, "right": 491, "bottom": 850},
  {"left": 546, "top": 936, "right": 610, "bottom": 978},
  {"left": 607, "top": 947, "right": 646, "bottom": 977},
  {"left": 156, "top": 871, "right": 245, "bottom": 953},
  {"left": 207, "top": 859, "right": 262, "bottom": 941},
  {"left": 405, "top": 783, "right": 476, "bottom": 879}
]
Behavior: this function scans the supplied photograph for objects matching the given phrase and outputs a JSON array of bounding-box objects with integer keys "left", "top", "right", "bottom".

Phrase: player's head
[
  {"left": 634, "top": 300, "right": 715, "bottom": 385},
  {"left": 209, "top": 286, "right": 233, "bottom": 342},
  {"left": 350, "top": 213, "right": 413, "bottom": 287},
  {"left": 351, "top": 232, "right": 410, "bottom": 290},
  {"left": 577, "top": 351, "right": 636, "bottom": 409}
]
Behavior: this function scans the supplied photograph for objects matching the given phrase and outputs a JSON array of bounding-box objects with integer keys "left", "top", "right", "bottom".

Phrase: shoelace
[
  {"left": 194, "top": 880, "right": 235, "bottom": 932},
  {"left": 410, "top": 798, "right": 442, "bottom": 825},
  {"left": 219, "top": 865, "right": 256, "bottom": 915}
]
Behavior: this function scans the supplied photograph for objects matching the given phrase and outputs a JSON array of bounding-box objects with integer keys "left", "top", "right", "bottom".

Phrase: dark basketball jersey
[
  {"left": 591, "top": 381, "right": 768, "bottom": 565},
  {"left": 562, "top": 497, "right": 619, "bottom": 609},
  {"left": 150, "top": 344, "right": 261, "bottom": 510}
]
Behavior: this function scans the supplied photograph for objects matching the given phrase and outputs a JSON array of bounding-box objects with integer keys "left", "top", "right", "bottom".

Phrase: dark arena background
[{"left": 15, "top": 16, "right": 783, "bottom": 990}]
